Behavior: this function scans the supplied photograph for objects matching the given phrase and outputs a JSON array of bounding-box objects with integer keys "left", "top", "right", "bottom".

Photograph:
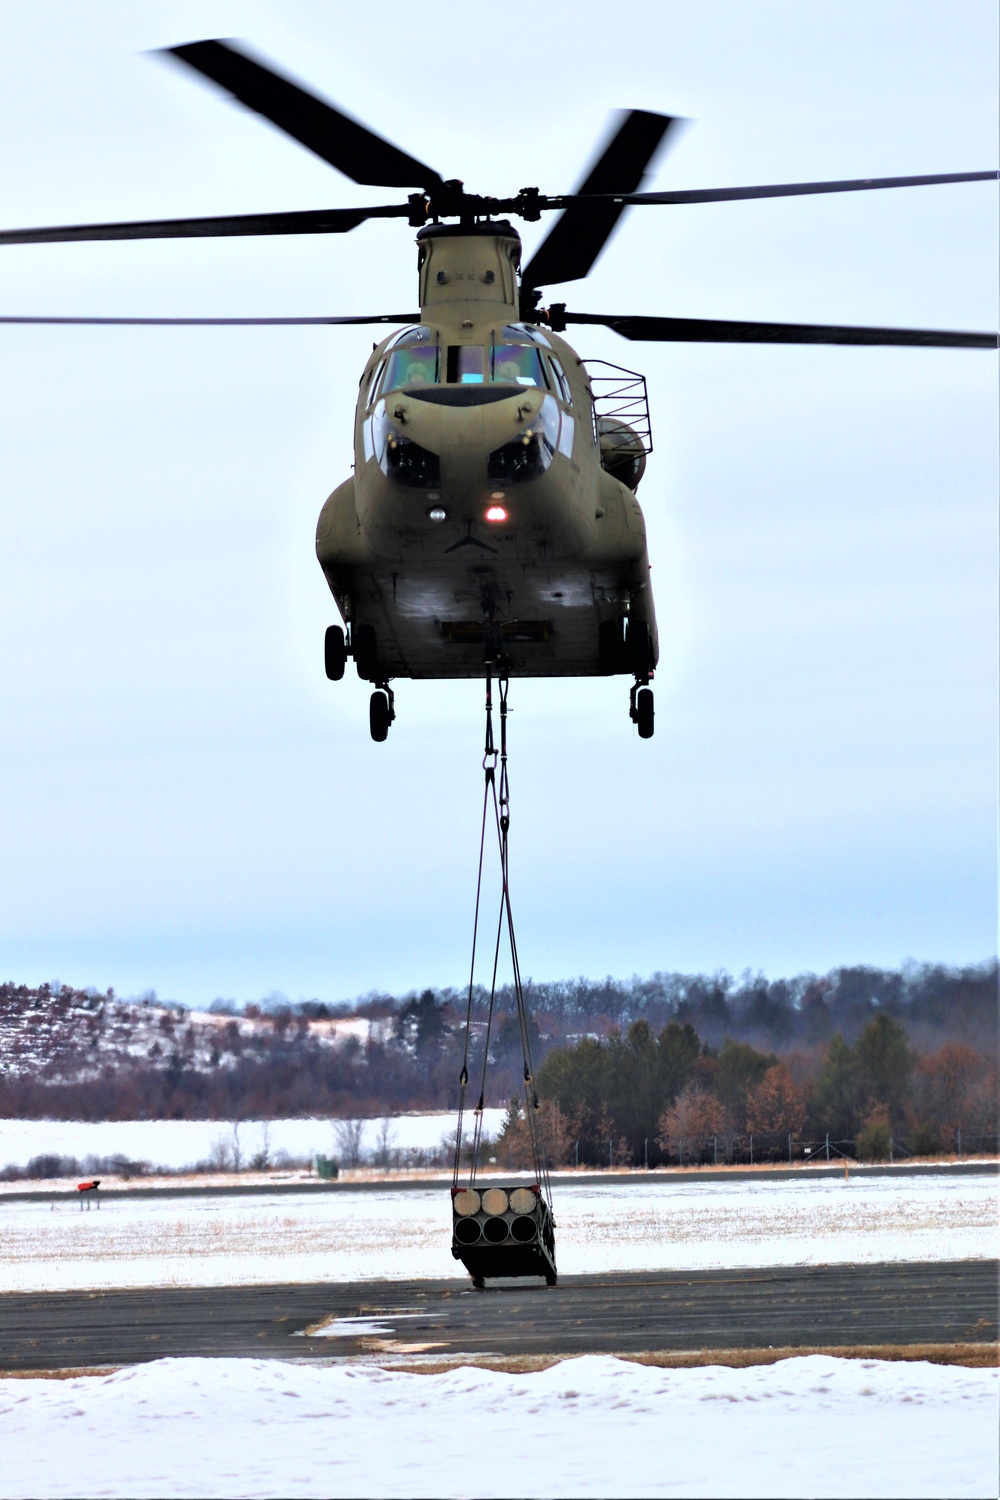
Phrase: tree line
[
  {"left": 527, "top": 1012, "right": 998, "bottom": 1166},
  {"left": 0, "top": 962, "right": 995, "bottom": 1132}
]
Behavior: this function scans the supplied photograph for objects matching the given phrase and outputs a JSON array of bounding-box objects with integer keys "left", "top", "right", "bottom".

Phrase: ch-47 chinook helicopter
[{"left": 3, "top": 41, "right": 997, "bottom": 742}]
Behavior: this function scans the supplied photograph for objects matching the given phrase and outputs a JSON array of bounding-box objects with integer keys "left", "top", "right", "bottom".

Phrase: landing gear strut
[{"left": 626, "top": 617, "right": 654, "bottom": 739}]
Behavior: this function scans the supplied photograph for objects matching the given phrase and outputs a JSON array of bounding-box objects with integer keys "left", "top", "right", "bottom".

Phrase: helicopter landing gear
[
  {"left": 324, "top": 625, "right": 347, "bottom": 681},
  {"left": 625, "top": 616, "right": 654, "bottom": 738},
  {"left": 629, "top": 679, "right": 654, "bottom": 739},
  {"left": 369, "top": 684, "right": 395, "bottom": 742},
  {"left": 599, "top": 618, "right": 626, "bottom": 674},
  {"left": 353, "top": 622, "right": 378, "bottom": 682},
  {"left": 627, "top": 618, "right": 652, "bottom": 679}
]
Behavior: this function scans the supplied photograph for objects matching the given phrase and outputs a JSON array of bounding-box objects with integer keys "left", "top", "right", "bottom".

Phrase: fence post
[
  {"left": 575, "top": 1139, "right": 579, "bottom": 1169},
  {"left": 749, "top": 1133, "right": 753, "bottom": 1166},
  {"left": 957, "top": 1128, "right": 962, "bottom": 1157},
  {"left": 889, "top": 1135, "right": 894, "bottom": 1164},
  {"left": 644, "top": 1137, "right": 648, "bottom": 1170},
  {"left": 713, "top": 1135, "right": 718, "bottom": 1166},
  {"left": 825, "top": 1133, "right": 830, "bottom": 1163},
  {"left": 609, "top": 1139, "right": 613, "bottom": 1168},
  {"left": 788, "top": 1133, "right": 793, "bottom": 1164}
]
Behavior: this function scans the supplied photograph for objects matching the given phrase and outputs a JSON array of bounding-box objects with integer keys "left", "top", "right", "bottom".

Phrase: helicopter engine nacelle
[{"left": 597, "top": 417, "right": 646, "bottom": 491}]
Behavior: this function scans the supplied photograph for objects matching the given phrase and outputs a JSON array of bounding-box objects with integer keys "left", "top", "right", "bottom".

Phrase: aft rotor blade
[
  {"left": 521, "top": 111, "right": 678, "bottom": 290},
  {"left": 166, "top": 39, "right": 444, "bottom": 191},
  {"left": 0, "top": 205, "right": 411, "bottom": 247},
  {"left": 562, "top": 312, "right": 999, "bottom": 348},
  {"left": 594, "top": 169, "right": 999, "bottom": 207},
  {"left": 0, "top": 313, "right": 418, "bottom": 326}
]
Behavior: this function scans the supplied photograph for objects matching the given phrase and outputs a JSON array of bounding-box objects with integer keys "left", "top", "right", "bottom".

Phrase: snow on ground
[
  {"left": 0, "top": 1354, "right": 996, "bottom": 1499},
  {"left": 0, "top": 1113, "right": 505, "bottom": 1172},
  {"left": 1, "top": 1173, "right": 995, "bottom": 1293}
]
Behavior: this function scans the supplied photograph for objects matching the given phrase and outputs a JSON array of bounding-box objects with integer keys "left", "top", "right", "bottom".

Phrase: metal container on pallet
[{"left": 451, "top": 1182, "right": 557, "bottom": 1286}]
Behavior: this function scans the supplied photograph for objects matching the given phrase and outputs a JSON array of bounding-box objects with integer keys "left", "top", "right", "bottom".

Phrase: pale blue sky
[{"left": 0, "top": 0, "right": 996, "bottom": 1005}]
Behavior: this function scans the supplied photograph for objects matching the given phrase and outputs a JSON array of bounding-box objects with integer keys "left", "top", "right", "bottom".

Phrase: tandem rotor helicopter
[{"left": 3, "top": 40, "right": 997, "bottom": 743}]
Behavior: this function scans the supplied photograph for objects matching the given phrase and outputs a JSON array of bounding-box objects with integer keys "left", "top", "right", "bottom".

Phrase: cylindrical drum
[
  {"left": 453, "top": 1189, "right": 481, "bottom": 1217},
  {"left": 508, "top": 1187, "right": 537, "bottom": 1213},
  {"left": 482, "top": 1216, "right": 510, "bottom": 1244},
  {"left": 481, "top": 1187, "right": 509, "bottom": 1216}
]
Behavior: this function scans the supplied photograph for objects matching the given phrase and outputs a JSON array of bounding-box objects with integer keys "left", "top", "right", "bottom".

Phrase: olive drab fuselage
[{"left": 315, "top": 220, "right": 658, "bottom": 680}]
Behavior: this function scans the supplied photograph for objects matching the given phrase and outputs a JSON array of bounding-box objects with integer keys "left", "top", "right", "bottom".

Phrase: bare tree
[
  {"left": 208, "top": 1135, "right": 232, "bottom": 1171},
  {"left": 333, "top": 1117, "right": 365, "bottom": 1168},
  {"left": 251, "top": 1121, "right": 272, "bottom": 1171},
  {"left": 373, "top": 1116, "right": 396, "bottom": 1170}
]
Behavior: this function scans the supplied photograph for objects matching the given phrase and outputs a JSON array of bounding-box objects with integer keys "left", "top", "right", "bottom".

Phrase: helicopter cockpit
[{"left": 370, "top": 325, "right": 573, "bottom": 405}]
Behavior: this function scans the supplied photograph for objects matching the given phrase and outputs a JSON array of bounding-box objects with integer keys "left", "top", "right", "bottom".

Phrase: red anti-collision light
[{"left": 485, "top": 505, "right": 507, "bottom": 523}]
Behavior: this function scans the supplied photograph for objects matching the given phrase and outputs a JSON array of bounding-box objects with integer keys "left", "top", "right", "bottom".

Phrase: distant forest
[{"left": 0, "top": 962, "right": 996, "bottom": 1163}]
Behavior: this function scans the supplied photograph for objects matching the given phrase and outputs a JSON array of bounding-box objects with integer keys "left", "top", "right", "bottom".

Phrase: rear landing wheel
[
  {"left": 354, "top": 623, "right": 378, "bottom": 682},
  {"left": 369, "top": 690, "right": 391, "bottom": 742},
  {"left": 324, "top": 625, "right": 346, "bottom": 681},
  {"left": 598, "top": 619, "right": 625, "bottom": 675},
  {"left": 627, "top": 618, "right": 651, "bottom": 679},
  {"left": 636, "top": 686, "right": 654, "bottom": 739}
]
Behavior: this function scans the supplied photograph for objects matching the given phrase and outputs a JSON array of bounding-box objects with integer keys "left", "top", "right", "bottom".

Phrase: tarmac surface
[{"left": 1, "top": 1260, "right": 995, "bottom": 1371}]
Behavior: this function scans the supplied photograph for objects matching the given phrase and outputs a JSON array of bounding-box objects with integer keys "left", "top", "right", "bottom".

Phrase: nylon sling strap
[{"left": 452, "top": 674, "right": 553, "bottom": 1211}]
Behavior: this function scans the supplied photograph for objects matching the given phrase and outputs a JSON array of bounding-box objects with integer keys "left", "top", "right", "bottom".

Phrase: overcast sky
[{"left": 0, "top": 0, "right": 996, "bottom": 1007}]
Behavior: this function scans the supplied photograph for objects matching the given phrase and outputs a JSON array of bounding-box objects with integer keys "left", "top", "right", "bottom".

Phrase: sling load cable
[{"left": 452, "top": 673, "right": 553, "bottom": 1213}]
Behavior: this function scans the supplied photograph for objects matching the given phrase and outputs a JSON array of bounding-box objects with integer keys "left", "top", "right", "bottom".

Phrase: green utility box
[{"left": 315, "top": 1155, "right": 340, "bottom": 1180}]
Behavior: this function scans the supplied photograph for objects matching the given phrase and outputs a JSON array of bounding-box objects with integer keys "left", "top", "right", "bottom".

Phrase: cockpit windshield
[
  {"left": 382, "top": 327, "right": 439, "bottom": 392},
  {"left": 490, "top": 343, "right": 548, "bottom": 387},
  {"left": 375, "top": 323, "right": 570, "bottom": 400}
]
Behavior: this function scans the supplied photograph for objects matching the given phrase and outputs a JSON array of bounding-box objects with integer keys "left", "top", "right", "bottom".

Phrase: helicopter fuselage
[{"left": 315, "top": 222, "right": 658, "bottom": 682}]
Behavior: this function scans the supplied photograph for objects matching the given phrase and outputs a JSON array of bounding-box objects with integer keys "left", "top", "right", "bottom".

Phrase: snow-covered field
[
  {"left": 0, "top": 1113, "right": 505, "bottom": 1172},
  {"left": 1, "top": 1354, "right": 996, "bottom": 1499},
  {"left": 1, "top": 1172, "right": 995, "bottom": 1293}
]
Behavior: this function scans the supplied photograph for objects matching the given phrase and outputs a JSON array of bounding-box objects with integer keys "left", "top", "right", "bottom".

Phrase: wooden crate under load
[{"left": 451, "top": 1183, "right": 557, "bottom": 1285}]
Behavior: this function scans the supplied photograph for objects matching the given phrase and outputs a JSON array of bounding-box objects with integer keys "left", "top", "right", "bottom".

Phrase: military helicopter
[{"left": 3, "top": 41, "right": 996, "bottom": 742}]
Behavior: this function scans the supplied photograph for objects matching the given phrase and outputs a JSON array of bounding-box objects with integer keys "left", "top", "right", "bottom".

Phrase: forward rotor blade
[
  {"left": 597, "top": 169, "right": 999, "bottom": 207},
  {"left": 562, "top": 312, "right": 999, "bottom": 348},
  {"left": 166, "top": 39, "right": 443, "bottom": 191},
  {"left": 521, "top": 111, "right": 678, "bottom": 291},
  {"left": 0, "top": 313, "right": 418, "bottom": 326},
  {"left": 0, "top": 205, "right": 410, "bottom": 247}
]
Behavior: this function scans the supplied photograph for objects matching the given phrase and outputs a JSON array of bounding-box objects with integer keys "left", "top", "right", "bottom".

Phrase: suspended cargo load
[
  {"left": 451, "top": 1183, "right": 557, "bottom": 1287},
  {"left": 451, "top": 675, "right": 557, "bottom": 1287}
]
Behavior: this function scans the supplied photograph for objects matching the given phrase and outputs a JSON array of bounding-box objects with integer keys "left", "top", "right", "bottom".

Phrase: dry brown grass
[
  {"left": 383, "top": 1342, "right": 999, "bottom": 1374},
  {"left": 3, "top": 1342, "right": 995, "bottom": 1381}
]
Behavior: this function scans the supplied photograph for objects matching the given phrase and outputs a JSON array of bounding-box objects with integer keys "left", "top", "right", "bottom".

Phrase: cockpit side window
[
  {"left": 544, "top": 354, "right": 572, "bottom": 404},
  {"left": 490, "top": 342, "right": 550, "bottom": 388},
  {"left": 364, "top": 360, "right": 386, "bottom": 408}
]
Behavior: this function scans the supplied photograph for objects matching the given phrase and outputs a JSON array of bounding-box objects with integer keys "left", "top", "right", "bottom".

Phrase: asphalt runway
[{"left": 0, "top": 1260, "right": 995, "bottom": 1371}]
